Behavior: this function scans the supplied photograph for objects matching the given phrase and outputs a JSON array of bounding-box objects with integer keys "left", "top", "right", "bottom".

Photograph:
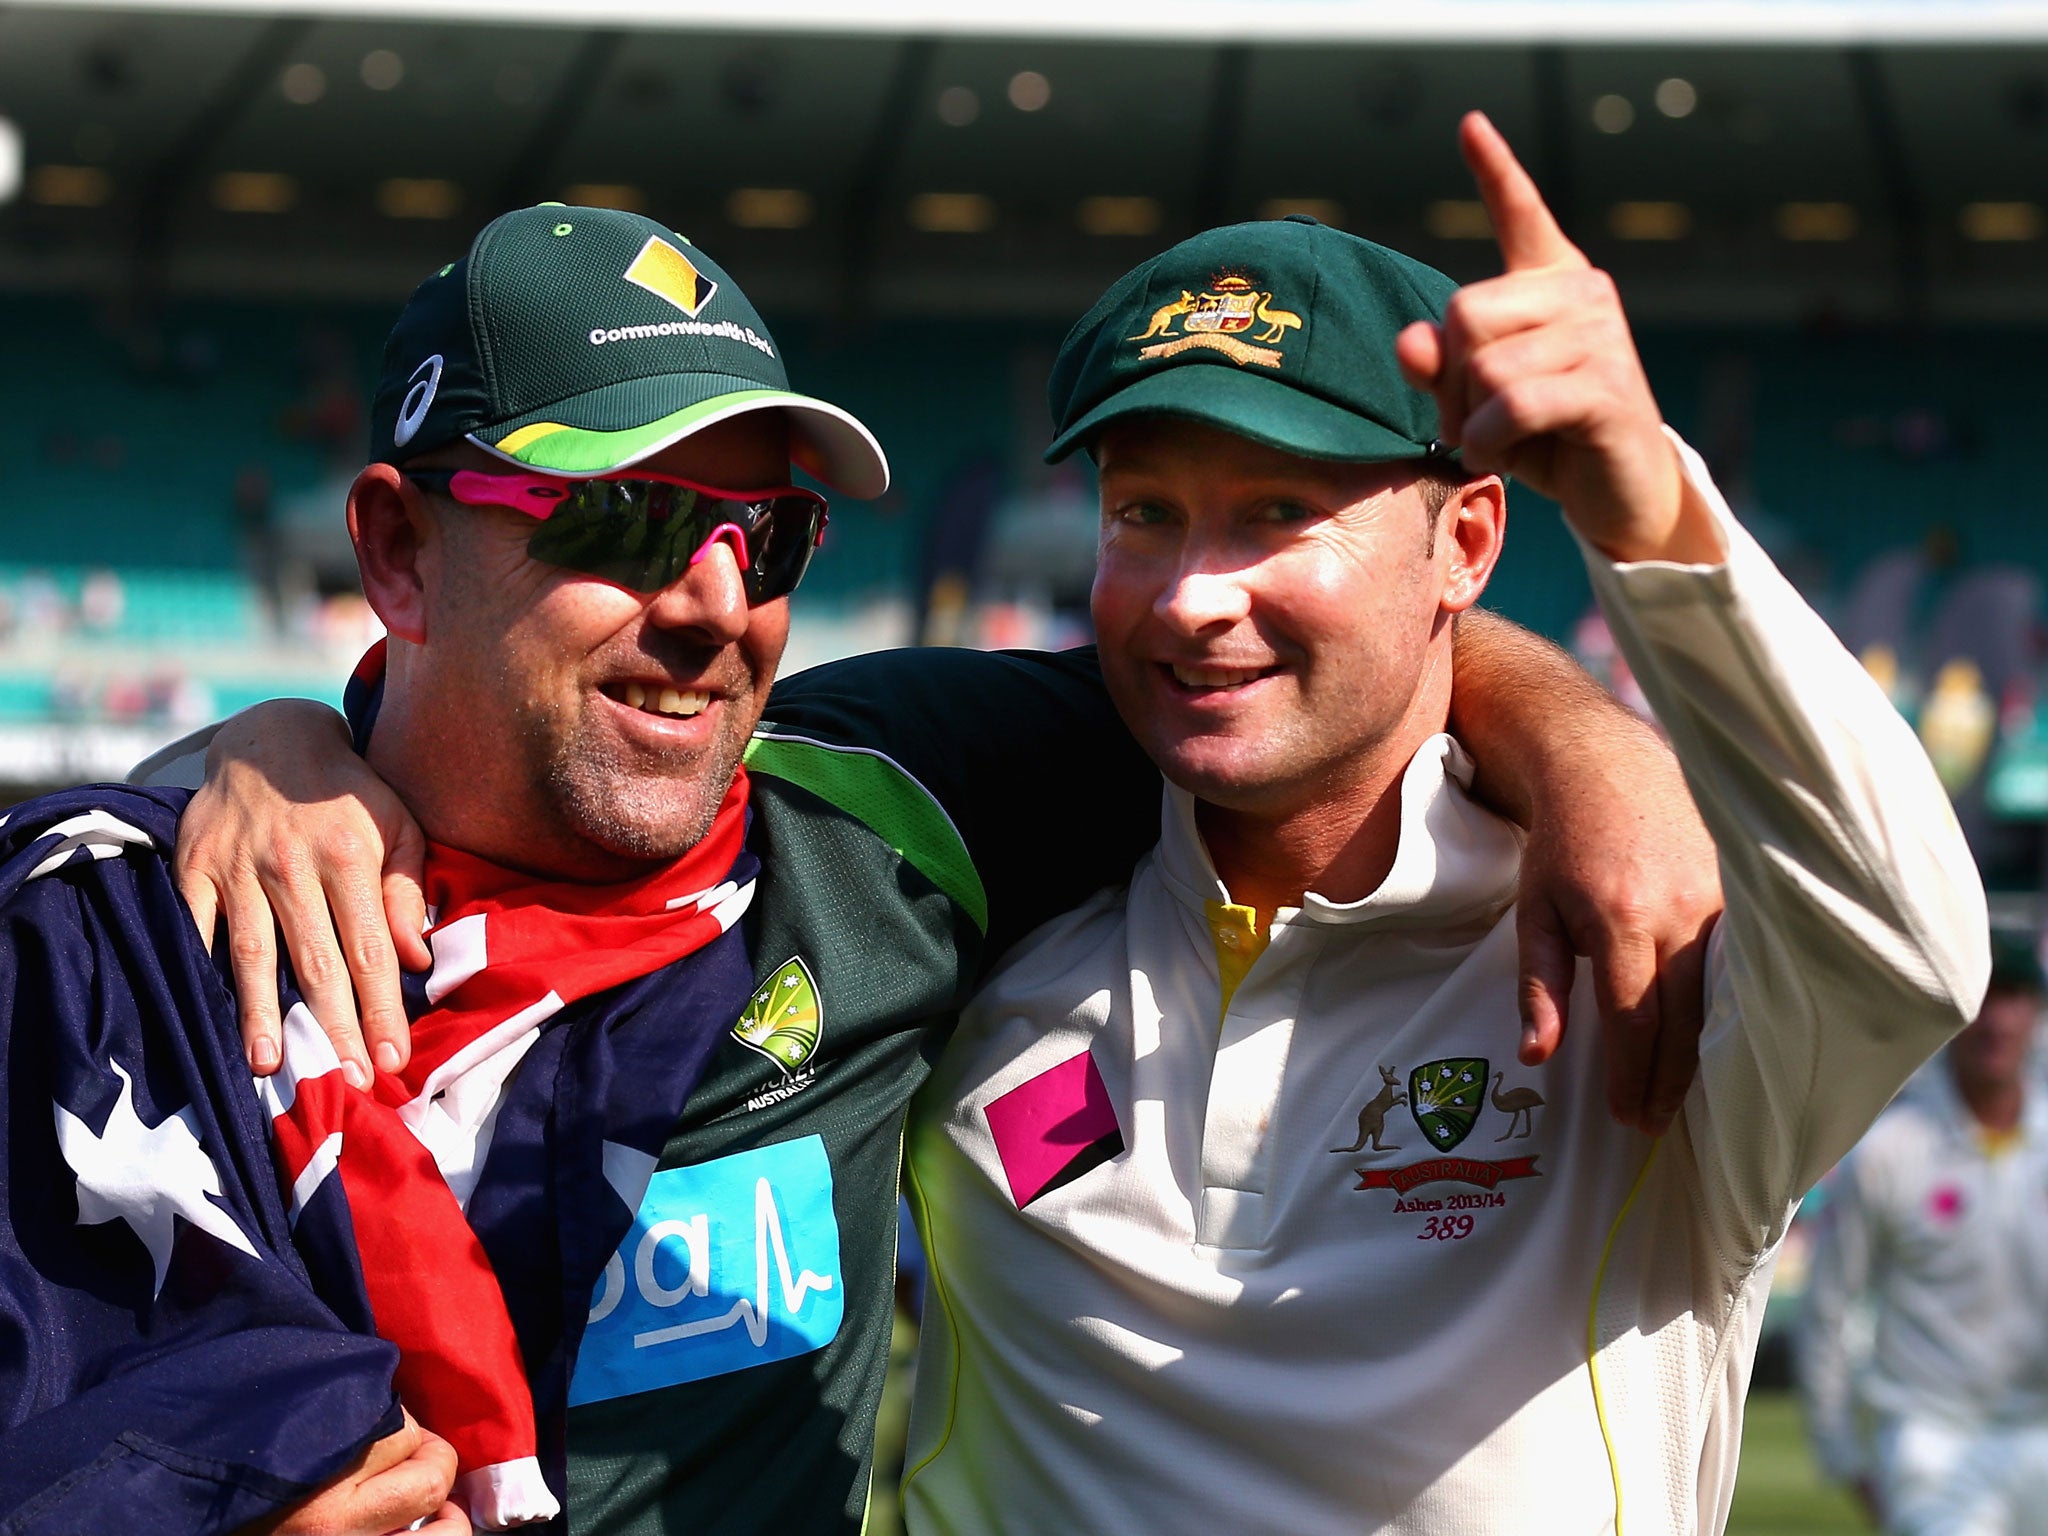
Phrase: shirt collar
[
  {"left": 1915, "top": 1058, "right": 2048, "bottom": 1150},
  {"left": 1154, "top": 732, "right": 1522, "bottom": 929}
]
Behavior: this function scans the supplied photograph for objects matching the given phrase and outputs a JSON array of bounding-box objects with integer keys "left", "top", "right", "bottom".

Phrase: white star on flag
[{"left": 54, "top": 1057, "right": 258, "bottom": 1296}]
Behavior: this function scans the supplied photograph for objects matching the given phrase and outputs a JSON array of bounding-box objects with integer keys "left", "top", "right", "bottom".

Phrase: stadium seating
[{"left": 3, "top": 295, "right": 2045, "bottom": 801}]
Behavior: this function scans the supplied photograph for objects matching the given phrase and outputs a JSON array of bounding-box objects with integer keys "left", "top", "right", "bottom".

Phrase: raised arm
[
  {"left": 1407, "top": 112, "right": 1987, "bottom": 1226},
  {"left": 1449, "top": 610, "right": 1721, "bottom": 1135}
]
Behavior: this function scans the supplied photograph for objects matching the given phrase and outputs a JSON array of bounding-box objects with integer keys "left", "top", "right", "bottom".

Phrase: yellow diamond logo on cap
[{"left": 622, "top": 234, "right": 719, "bottom": 318}]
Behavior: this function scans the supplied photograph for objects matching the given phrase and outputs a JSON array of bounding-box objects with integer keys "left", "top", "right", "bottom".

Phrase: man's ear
[
  {"left": 347, "top": 464, "right": 434, "bottom": 644},
  {"left": 1439, "top": 475, "right": 1507, "bottom": 615}
]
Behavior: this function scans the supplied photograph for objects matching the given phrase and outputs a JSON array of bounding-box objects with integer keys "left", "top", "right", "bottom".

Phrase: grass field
[{"left": 1729, "top": 1393, "right": 1870, "bottom": 1536}]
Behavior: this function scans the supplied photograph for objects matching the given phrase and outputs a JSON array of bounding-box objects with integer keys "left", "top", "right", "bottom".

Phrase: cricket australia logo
[
  {"left": 735, "top": 955, "right": 822, "bottom": 1075},
  {"left": 1127, "top": 270, "right": 1303, "bottom": 369},
  {"left": 1335, "top": 1057, "right": 1544, "bottom": 1208},
  {"left": 1409, "top": 1058, "right": 1487, "bottom": 1152}
]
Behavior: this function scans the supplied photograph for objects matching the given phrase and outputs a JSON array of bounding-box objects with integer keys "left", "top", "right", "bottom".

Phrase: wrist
[
  {"left": 1587, "top": 436, "right": 1727, "bottom": 567},
  {"left": 204, "top": 699, "right": 352, "bottom": 777},
  {"left": 1450, "top": 619, "right": 1602, "bottom": 830}
]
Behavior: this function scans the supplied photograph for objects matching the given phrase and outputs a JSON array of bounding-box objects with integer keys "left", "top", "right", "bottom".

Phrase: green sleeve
[{"left": 755, "top": 646, "right": 1159, "bottom": 967}]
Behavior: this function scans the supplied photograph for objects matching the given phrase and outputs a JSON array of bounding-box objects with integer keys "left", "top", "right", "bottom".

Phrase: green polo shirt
[{"left": 563, "top": 644, "right": 1158, "bottom": 1534}]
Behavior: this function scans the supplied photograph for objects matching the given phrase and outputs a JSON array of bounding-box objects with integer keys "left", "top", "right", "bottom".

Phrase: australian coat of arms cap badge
[{"left": 1127, "top": 269, "right": 1303, "bottom": 369}]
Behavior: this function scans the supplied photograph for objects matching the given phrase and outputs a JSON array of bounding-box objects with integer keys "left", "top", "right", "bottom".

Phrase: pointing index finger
[{"left": 1460, "top": 110, "right": 1586, "bottom": 274}]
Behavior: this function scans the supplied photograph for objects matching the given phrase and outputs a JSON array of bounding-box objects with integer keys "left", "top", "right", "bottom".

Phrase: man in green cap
[
  {"left": 154, "top": 150, "right": 1722, "bottom": 1531},
  {"left": 897, "top": 114, "right": 1988, "bottom": 1534}
]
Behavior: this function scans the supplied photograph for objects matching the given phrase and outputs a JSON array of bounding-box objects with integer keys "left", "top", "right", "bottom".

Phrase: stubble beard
[
  {"left": 1139, "top": 671, "right": 1422, "bottom": 827},
  {"left": 520, "top": 693, "right": 746, "bottom": 866}
]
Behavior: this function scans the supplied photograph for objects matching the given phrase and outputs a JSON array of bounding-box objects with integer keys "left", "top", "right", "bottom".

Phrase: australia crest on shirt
[
  {"left": 733, "top": 954, "right": 825, "bottom": 1110},
  {"left": 1333, "top": 1055, "right": 1546, "bottom": 1220}
]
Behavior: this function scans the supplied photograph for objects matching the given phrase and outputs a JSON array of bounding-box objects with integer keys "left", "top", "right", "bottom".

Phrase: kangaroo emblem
[
  {"left": 1331, "top": 1065, "right": 1406, "bottom": 1153},
  {"left": 1252, "top": 293, "right": 1304, "bottom": 345},
  {"left": 1129, "top": 290, "right": 1197, "bottom": 341}
]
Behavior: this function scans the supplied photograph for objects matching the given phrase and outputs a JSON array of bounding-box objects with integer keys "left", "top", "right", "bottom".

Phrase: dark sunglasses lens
[
  {"left": 523, "top": 484, "right": 823, "bottom": 599},
  {"left": 741, "top": 499, "right": 823, "bottom": 603},
  {"left": 524, "top": 485, "right": 707, "bottom": 593}
]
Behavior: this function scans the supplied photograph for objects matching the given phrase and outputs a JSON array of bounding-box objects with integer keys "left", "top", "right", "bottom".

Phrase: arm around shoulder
[{"left": 1448, "top": 611, "right": 1724, "bottom": 1133}]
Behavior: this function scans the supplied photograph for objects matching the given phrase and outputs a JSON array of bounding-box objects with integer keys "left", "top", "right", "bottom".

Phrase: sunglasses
[{"left": 405, "top": 467, "right": 829, "bottom": 603}]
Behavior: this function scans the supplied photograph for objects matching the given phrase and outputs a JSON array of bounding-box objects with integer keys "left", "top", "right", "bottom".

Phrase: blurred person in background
[{"left": 1799, "top": 933, "right": 2048, "bottom": 1536}]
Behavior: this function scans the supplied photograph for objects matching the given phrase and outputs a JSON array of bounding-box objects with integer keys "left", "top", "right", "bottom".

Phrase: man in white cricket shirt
[
  {"left": 900, "top": 114, "right": 1989, "bottom": 1535},
  {"left": 1800, "top": 935, "right": 2048, "bottom": 1536}
]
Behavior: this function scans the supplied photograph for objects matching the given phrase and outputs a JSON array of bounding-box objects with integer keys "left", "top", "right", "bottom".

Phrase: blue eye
[{"left": 1259, "top": 500, "right": 1314, "bottom": 524}]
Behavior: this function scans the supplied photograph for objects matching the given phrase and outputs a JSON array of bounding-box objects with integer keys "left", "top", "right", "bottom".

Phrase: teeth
[
  {"left": 655, "top": 690, "right": 709, "bottom": 717},
  {"left": 1173, "top": 664, "right": 1266, "bottom": 689},
  {"left": 611, "top": 683, "right": 711, "bottom": 718}
]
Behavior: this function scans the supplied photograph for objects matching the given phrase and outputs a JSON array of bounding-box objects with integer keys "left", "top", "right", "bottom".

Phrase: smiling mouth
[
  {"left": 1166, "top": 663, "right": 1277, "bottom": 692},
  {"left": 602, "top": 680, "right": 712, "bottom": 719}
]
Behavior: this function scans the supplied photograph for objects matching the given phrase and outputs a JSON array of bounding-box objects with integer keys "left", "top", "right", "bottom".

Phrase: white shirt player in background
[
  {"left": 1799, "top": 940, "right": 2048, "bottom": 1536},
  {"left": 899, "top": 116, "right": 1990, "bottom": 1534}
]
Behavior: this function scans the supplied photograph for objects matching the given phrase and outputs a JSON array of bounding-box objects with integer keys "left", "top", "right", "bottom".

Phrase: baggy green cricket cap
[
  {"left": 370, "top": 204, "right": 889, "bottom": 497},
  {"left": 1045, "top": 214, "right": 1457, "bottom": 467}
]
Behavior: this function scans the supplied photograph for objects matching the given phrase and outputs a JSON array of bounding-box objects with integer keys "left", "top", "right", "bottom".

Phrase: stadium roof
[
  {"left": 3, "top": 3, "right": 2046, "bottom": 323},
  {"left": 14, "top": 0, "right": 2048, "bottom": 44}
]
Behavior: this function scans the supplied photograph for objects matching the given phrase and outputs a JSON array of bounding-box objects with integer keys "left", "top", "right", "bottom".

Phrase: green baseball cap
[
  {"left": 1045, "top": 214, "right": 1457, "bottom": 467},
  {"left": 370, "top": 204, "right": 889, "bottom": 498}
]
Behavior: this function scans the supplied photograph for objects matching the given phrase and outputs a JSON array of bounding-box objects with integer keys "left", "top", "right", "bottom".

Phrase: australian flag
[
  {"left": 0, "top": 779, "right": 763, "bottom": 1532},
  {"left": 0, "top": 785, "right": 400, "bottom": 1532}
]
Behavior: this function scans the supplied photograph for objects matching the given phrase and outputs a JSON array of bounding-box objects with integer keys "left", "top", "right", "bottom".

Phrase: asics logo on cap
[
  {"left": 622, "top": 235, "right": 719, "bottom": 318},
  {"left": 393, "top": 354, "right": 444, "bottom": 448}
]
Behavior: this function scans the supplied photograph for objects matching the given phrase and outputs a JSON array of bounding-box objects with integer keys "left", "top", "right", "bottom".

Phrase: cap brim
[
  {"left": 1045, "top": 365, "right": 1427, "bottom": 467},
  {"left": 475, "top": 374, "right": 890, "bottom": 499}
]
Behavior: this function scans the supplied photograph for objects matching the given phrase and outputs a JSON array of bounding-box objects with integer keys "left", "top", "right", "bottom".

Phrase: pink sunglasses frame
[{"left": 438, "top": 467, "right": 828, "bottom": 573}]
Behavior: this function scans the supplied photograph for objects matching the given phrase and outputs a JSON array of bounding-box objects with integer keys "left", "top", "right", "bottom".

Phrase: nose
[
  {"left": 1156, "top": 561, "right": 1253, "bottom": 635},
  {"left": 646, "top": 531, "right": 752, "bottom": 643}
]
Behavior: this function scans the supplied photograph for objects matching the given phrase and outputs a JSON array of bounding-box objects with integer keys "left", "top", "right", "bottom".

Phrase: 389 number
[{"left": 1417, "top": 1215, "right": 1475, "bottom": 1241}]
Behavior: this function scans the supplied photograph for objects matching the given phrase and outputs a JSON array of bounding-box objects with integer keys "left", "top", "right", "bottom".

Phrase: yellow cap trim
[{"left": 493, "top": 420, "right": 569, "bottom": 455}]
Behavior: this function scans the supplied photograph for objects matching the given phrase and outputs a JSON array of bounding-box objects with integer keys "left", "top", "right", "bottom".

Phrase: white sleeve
[
  {"left": 1582, "top": 431, "right": 1989, "bottom": 1256},
  {"left": 127, "top": 721, "right": 222, "bottom": 790},
  {"left": 1797, "top": 1155, "right": 1879, "bottom": 1484}
]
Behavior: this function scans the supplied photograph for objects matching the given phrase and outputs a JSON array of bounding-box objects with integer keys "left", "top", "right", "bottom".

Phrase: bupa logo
[{"left": 568, "top": 1135, "right": 843, "bottom": 1404}]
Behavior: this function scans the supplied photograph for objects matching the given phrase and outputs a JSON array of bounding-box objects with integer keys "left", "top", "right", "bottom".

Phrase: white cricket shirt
[
  {"left": 1798, "top": 1076, "right": 2048, "bottom": 1483},
  {"left": 901, "top": 441, "right": 1989, "bottom": 1536}
]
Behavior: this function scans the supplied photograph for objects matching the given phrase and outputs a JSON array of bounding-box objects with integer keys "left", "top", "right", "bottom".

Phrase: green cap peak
[{"left": 1046, "top": 216, "right": 1458, "bottom": 467}]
